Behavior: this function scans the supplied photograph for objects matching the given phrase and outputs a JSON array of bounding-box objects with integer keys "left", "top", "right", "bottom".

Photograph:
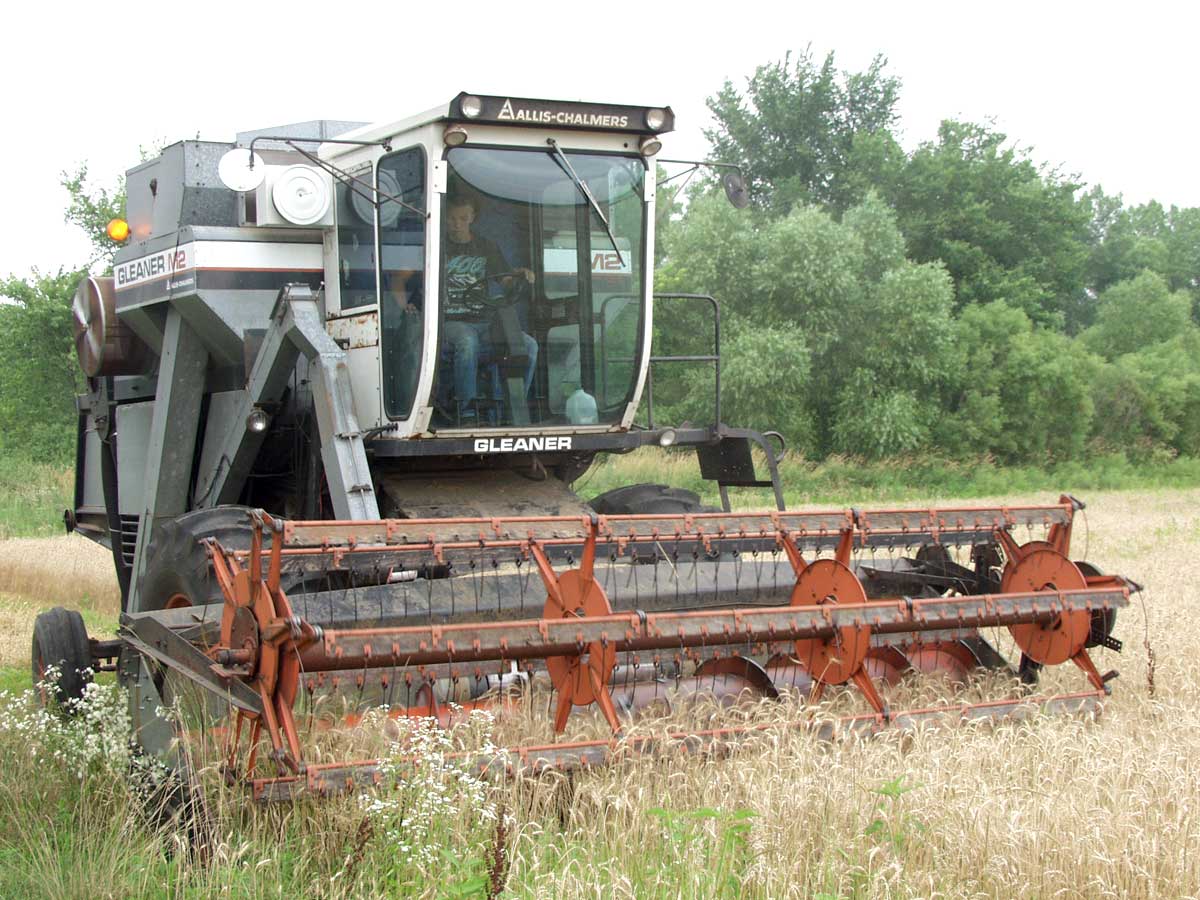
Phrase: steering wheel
[{"left": 457, "top": 270, "right": 532, "bottom": 312}]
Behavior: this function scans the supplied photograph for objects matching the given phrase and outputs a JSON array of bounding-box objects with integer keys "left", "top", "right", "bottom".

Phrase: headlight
[
  {"left": 659, "top": 428, "right": 677, "bottom": 447},
  {"left": 460, "top": 95, "right": 483, "bottom": 118},
  {"left": 639, "top": 135, "right": 662, "bottom": 157},
  {"left": 444, "top": 125, "right": 469, "bottom": 147},
  {"left": 246, "top": 408, "right": 271, "bottom": 434},
  {"left": 645, "top": 108, "right": 666, "bottom": 131}
]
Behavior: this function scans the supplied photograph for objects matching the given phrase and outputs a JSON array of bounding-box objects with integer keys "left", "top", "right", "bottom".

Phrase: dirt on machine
[{"left": 34, "top": 92, "right": 1139, "bottom": 802}]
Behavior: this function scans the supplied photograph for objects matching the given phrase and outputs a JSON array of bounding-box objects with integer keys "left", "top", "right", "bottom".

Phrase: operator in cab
[
  {"left": 388, "top": 195, "right": 539, "bottom": 426},
  {"left": 436, "top": 197, "right": 538, "bottom": 425}
]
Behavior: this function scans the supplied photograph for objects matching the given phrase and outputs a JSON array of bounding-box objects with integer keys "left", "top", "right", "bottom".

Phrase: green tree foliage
[
  {"left": 0, "top": 166, "right": 124, "bottom": 465},
  {"left": 656, "top": 192, "right": 761, "bottom": 315},
  {"left": 659, "top": 191, "right": 959, "bottom": 458},
  {"left": 1164, "top": 206, "right": 1200, "bottom": 302},
  {"left": 1081, "top": 270, "right": 1192, "bottom": 360},
  {"left": 887, "top": 121, "right": 1092, "bottom": 329},
  {"left": 675, "top": 325, "right": 817, "bottom": 452},
  {"left": 1084, "top": 189, "right": 1169, "bottom": 297},
  {"left": 831, "top": 373, "right": 928, "bottom": 459},
  {"left": 1088, "top": 337, "right": 1200, "bottom": 458},
  {"left": 0, "top": 270, "right": 83, "bottom": 463},
  {"left": 934, "top": 302, "right": 1099, "bottom": 463},
  {"left": 749, "top": 205, "right": 866, "bottom": 347},
  {"left": 60, "top": 164, "right": 125, "bottom": 271},
  {"left": 660, "top": 52, "right": 1200, "bottom": 466},
  {"left": 704, "top": 55, "right": 1102, "bottom": 333},
  {"left": 1084, "top": 191, "right": 1200, "bottom": 318},
  {"left": 842, "top": 191, "right": 905, "bottom": 282},
  {"left": 830, "top": 260, "right": 956, "bottom": 458},
  {"left": 1078, "top": 270, "right": 1200, "bottom": 458},
  {"left": 705, "top": 48, "right": 901, "bottom": 215}
]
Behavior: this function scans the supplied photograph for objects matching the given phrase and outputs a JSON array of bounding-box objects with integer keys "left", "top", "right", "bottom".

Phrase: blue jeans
[{"left": 442, "top": 320, "right": 538, "bottom": 412}]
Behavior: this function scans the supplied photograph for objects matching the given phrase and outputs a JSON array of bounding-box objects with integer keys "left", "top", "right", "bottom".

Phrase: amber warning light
[{"left": 106, "top": 219, "right": 130, "bottom": 242}]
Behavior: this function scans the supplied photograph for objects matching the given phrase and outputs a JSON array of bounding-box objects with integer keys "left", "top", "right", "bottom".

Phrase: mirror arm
[{"left": 657, "top": 160, "right": 749, "bottom": 209}]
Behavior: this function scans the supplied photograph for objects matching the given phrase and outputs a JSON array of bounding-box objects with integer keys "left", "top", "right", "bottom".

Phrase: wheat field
[{"left": 0, "top": 489, "right": 1195, "bottom": 898}]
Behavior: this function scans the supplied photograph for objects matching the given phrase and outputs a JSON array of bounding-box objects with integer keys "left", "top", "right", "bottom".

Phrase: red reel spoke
[
  {"left": 542, "top": 554, "right": 619, "bottom": 734},
  {"left": 789, "top": 558, "right": 885, "bottom": 715},
  {"left": 1003, "top": 547, "right": 1091, "bottom": 666}
]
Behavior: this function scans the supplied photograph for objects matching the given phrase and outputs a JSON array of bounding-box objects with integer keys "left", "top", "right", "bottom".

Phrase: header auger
[{"left": 35, "top": 91, "right": 1140, "bottom": 805}]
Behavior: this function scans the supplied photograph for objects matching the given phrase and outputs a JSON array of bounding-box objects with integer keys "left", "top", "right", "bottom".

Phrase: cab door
[{"left": 324, "top": 161, "right": 384, "bottom": 428}]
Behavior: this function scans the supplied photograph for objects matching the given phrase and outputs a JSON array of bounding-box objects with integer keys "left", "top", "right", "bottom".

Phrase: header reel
[{"left": 118, "top": 497, "right": 1137, "bottom": 801}]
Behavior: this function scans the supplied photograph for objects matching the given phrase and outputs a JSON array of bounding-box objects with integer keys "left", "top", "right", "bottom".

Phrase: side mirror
[
  {"left": 217, "top": 148, "right": 267, "bottom": 192},
  {"left": 722, "top": 170, "right": 750, "bottom": 209}
]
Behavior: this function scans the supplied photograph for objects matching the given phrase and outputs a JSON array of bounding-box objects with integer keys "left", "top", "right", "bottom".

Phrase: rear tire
[
  {"left": 31, "top": 607, "right": 92, "bottom": 708},
  {"left": 588, "top": 483, "right": 716, "bottom": 515}
]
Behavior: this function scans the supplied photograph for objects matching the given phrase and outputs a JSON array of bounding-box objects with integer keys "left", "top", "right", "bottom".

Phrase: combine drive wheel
[
  {"left": 31, "top": 607, "right": 93, "bottom": 709},
  {"left": 588, "top": 483, "right": 717, "bottom": 515},
  {"left": 138, "top": 508, "right": 264, "bottom": 724},
  {"left": 138, "top": 506, "right": 258, "bottom": 611}
]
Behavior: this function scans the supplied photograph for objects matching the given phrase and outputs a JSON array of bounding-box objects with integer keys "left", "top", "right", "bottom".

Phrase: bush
[
  {"left": 1082, "top": 270, "right": 1194, "bottom": 360},
  {"left": 0, "top": 270, "right": 83, "bottom": 466},
  {"left": 673, "top": 323, "right": 818, "bottom": 451},
  {"left": 936, "top": 301, "right": 1100, "bottom": 462}
]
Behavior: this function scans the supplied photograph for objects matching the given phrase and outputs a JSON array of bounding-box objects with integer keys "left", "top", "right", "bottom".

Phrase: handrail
[{"left": 643, "top": 293, "right": 721, "bottom": 428}]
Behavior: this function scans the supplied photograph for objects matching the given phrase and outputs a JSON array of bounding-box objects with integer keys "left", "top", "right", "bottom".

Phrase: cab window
[{"left": 378, "top": 147, "right": 427, "bottom": 419}]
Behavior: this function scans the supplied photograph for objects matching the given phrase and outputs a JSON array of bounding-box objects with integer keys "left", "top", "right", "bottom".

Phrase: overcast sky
[{"left": 2, "top": 0, "right": 1194, "bottom": 279}]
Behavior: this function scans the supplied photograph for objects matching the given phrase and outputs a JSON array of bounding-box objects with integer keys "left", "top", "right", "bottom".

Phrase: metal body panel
[
  {"left": 114, "top": 238, "right": 323, "bottom": 312},
  {"left": 346, "top": 343, "right": 382, "bottom": 429},
  {"left": 79, "top": 421, "right": 106, "bottom": 511},
  {"left": 192, "top": 286, "right": 379, "bottom": 520},
  {"left": 115, "top": 401, "right": 154, "bottom": 516},
  {"left": 125, "top": 141, "right": 240, "bottom": 242},
  {"left": 194, "top": 390, "right": 242, "bottom": 506},
  {"left": 127, "top": 311, "right": 209, "bottom": 613},
  {"left": 236, "top": 119, "right": 369, "bottom": 153},
  {"left": 113, "top": 236, "right": 324, "bottom": 370},
  {"left": 326, "top": 311, "right": 379, "bottom": 349}
]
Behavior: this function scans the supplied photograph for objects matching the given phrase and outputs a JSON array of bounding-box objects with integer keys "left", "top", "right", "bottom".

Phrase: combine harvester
[{"left": 36, "top": 93, "right": 1137, "bottom": 800}]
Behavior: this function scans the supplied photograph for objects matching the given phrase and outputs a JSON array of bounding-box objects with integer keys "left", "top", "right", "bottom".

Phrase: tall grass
[
  {"left": 0, "top": 488, "right": 1193, "bottom": 896},
  {"left": 579, "top": 447, "right": 1200, "bottom": 508},
  {"left": 0, "top": 456, "right": 72, "bottom": 539}
]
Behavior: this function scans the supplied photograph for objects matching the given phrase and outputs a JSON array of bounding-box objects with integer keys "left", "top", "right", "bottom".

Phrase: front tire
[
  {"left": 138, "top": 507, "right": 256, "bottom": 611},
  {"left": 588, "top": 483, "right": 715, "bottom": 515}
]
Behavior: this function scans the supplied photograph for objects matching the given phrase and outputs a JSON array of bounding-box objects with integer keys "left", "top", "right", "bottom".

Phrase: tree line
[
  {"left": 2, "top": 48, "right": 1197, "bottom": 467},
  {"left": 651, "top": 48, "right": 1200, "bottom": 464}
]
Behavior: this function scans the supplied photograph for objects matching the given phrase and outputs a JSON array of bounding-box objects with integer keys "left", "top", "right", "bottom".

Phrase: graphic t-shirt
[{"left": 444, "top": 235, "right": 506, "bottom": 317}]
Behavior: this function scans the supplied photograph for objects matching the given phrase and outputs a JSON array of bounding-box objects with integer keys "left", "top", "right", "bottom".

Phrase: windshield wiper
[{"left": 546, "top": 138, "right": 625, "bottom": 267}]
